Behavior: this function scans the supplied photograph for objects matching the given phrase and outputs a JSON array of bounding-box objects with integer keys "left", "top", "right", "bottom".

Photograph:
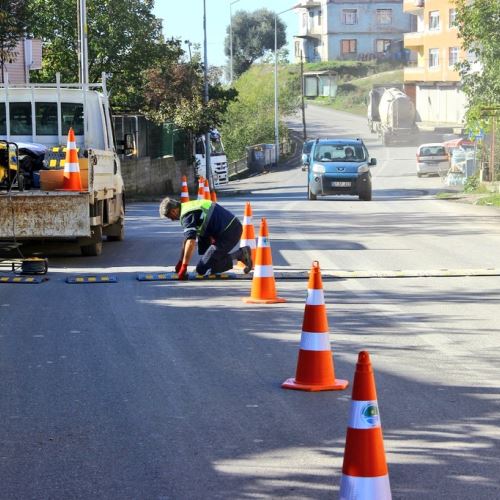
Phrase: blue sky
[{"left": 153, "top": 0, "right": 300, "bottom": 67}]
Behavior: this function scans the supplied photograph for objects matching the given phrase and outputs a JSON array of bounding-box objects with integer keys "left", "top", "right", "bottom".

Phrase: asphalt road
[{"left": 1, "top": 105, "right": 499, "bottom": 499}]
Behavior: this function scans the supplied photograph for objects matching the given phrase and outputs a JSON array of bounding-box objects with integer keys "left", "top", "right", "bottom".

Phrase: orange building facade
[{"left": 403, "top": 0, "right": 467, "bottom": 131}]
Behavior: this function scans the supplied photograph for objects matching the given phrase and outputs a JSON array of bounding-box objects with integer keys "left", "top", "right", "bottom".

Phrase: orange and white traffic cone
[
  {"left": 243, "top": 217, "right": 285, "bottom": 304},
  {"left": 211, "top": 189, "right": 217, "bottom": 202},
  {"left": 339, "top": 351, "right": 391, "bottom": 499},
  {"left": 180, "top": 175, "right": 190, "bottom": 203},
  {"left": 197, "top": 177, "right": 205, "bottom": 200},
  {"left": 204, "top": 178, "right": 211, "bottom": 200},
  {"left": 61, "top": 127, "right": 82, "bottom": 191},
  {"left": 282, "top": 261, "right": 348, "bottom": 391},
  {"left": 238, "top": 202, "right": 256, "bottom": 269}
]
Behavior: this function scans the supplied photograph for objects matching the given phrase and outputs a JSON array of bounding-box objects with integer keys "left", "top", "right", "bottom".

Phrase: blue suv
[{"left": 305, "top": 138, "right": 376, "bottom": 201}]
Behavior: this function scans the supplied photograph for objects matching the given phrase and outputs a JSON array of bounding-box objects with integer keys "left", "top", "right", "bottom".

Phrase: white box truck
[{"left": 0, "top": 73, "right": 128, "bottom": 255}]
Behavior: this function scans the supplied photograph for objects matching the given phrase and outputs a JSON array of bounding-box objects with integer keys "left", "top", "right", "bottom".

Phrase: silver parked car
[{"left": 416, "top": 143, "right": 449, "bottom": 177}]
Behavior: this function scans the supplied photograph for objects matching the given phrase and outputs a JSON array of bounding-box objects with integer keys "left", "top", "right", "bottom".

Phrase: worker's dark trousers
[{"left": 196, "top": 219, "right": 243, "bottom": 275}]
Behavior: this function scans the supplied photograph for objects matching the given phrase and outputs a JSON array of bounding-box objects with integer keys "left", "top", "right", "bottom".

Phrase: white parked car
[{"left": 416, "top": 143, "right": 449, "bottom": 177}]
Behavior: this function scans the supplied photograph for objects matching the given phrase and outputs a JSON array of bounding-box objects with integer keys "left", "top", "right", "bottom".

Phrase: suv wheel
[
  {"left": 307, "top": 186, "right": 317, "bottom": 200},
  {"left": 359, "top": 185, "right": 372, "bottom": 201}
]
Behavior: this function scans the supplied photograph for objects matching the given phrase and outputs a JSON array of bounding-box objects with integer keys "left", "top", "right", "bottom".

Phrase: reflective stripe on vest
[{"left": 180, "top": 199, "right": 214, "bottom": 236}]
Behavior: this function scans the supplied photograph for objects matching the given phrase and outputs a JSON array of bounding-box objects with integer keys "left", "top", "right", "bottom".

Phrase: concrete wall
[{"left": 120, "top": 156, "right": 194, "bottom": 199}]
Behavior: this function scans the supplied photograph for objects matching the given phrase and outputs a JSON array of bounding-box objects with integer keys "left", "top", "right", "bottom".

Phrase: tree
[
  {"left": 0, "top": 0, "right": 30, "bottom": 83},
  {"left": 27, "top": 0, "right": 171, "bottom": 111},
  {"left": 455, "top": 0, "right": 500, "bottom": 127},
  {"left": 141, "top": 48, "right": 237, "bottom": 135},
  {"left": 224, "top": 9, "right": 287, "bottom": 79}
]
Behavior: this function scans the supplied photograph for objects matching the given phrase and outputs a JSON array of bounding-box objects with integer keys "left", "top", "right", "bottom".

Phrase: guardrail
[{"left": 228, "top": 157, "right": 249, "bottom": 180}]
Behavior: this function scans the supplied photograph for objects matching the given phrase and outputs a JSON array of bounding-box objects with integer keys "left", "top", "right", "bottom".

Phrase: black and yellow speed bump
[
  {"left": 66, "top": 275, "right": 118, "bottom": 284},
  {"left": 0, "top": 275, "right": 45, "bottom": 284},
  {"left": 137, "top": 272, "right": 238, "bottom": 281}
]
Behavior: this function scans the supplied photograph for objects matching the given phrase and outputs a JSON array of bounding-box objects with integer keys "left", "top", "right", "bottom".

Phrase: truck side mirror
[
  {"left": 369, "top": 158, "right": 377, "bottom": 166},
  {"left": 124, "top": 133, "right": 135, "bottom": 156}
]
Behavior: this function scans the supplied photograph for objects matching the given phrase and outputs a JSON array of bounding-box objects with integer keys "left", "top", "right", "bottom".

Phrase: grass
[
  {"left": 475, "top": 193, "right": 500, "bottom": 206},
  {"left": 308, "top": 69, "right": 404, "bottom": 117}
]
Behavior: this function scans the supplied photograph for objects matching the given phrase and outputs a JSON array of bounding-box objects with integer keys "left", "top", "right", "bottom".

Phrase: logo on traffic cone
[
  {"left": 282, "top": 261, "right": 348, "bottom": 391},
  {"left": 180, "top": 175, "right": 190, "bottom": 203},
  {"left": 238, "top": 202, "right": 256, "bottom": 270},
  {"left": 197, "top": 177, "right": 205, "bottom": 200},
  {"left": 204, "top": 178, "right": 211, "bottom": 200},
  {"left": 243, "top": 217, "right": 285, "bottom": 304},
  {"left": 62, "top": 127, "right": 82, "bottom": 191},
  {"left": 339, "top": 351, "right": 391, "bottom": 499}
]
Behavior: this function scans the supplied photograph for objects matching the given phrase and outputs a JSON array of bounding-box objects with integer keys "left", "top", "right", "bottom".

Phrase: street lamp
[
  {"left": 229, "top": 0, "right": 240, "bottom": 84},
  {"left": 274, "top": 4, "right": 300, "bottom": 166},
  {"left": 203, "top": 0, "right": 212, "bottom": 190}
]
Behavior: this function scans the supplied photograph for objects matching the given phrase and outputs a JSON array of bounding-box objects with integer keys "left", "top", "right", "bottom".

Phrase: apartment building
[
  {"left": 1, "top": 38, "right": 42, "bottom": 84},
  {"left": 403, "top": 0, "right": 467, "bottom": 131},
  {"left": 294, "top": 0, "right": 411, "bottom": 63}
]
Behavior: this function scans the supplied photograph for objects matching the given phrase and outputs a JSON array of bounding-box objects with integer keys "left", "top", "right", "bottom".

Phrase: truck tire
[
  {"left": 106, "top": 194, "right": 125, "bottom": 241},
  {"left": 81, "top": 225, "right": 103, "bottom": 256}
]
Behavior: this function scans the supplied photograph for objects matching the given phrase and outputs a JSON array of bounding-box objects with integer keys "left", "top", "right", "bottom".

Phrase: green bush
[{"left": 463, "top": 174, "right": 480, "bottom": 192}]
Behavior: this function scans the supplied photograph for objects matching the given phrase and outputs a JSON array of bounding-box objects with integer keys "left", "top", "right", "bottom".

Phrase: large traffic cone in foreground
[
  {"left": 197, "top": 177, "right": 205, "bottom": 200},
  {"left": 238, "top": 202, "right": 256, "bottom": 269},
  {"left": 204, "top": 178, "right": 211, "bottom": 200},
  {"left": 282, "top": 261, "right": 348, "bottom": 391},
  {"left": 61, "top": 127, "right": 82, "bottom": 191},
  {"left": 243, "top": 217, "right": 285, "bottom": 304},
  {"left": 180, "top": 175, "right": 190, "bottom": 203},
  {"left": 339, "top": 351, "right": 391, "bottom": 499}
]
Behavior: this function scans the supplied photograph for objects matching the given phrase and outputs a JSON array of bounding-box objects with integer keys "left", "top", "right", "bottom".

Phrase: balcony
[
  {"left": 404, "top": 64, "right": 425, "bottom": 82},
  {"left": 404, "top": 31, "right": 424, "bottom": 49},
  {"left": 404, "top": 0, "right": 424, "bottom": 13}
]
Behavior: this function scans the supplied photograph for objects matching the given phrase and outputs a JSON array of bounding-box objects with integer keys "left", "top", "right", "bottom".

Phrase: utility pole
[
  {"left": 203, "top": 0, "right": 212, "bottom": 190},
  {"left": 77, "top": 0, "right": 89, "bottom": 85},
  {"left": 229, "top": 0, "right": 240, "bottom": 85},
  {"left": 300, "top": 51, "right": 307, "bottom": 141}
]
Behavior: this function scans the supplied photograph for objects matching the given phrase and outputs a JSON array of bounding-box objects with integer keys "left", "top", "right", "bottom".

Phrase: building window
[
  {"left": 376, "top": 39, "right": 391, "bottom": 54},
  {"left": 377, "top": 9, "right": 392, "bottom": 25},
  {"left": 342, "top": 9, "right": 357, "bottom": 25},
  {"left": 449, "top": 8, "right": 457, "bottom": 28},
  {"left": 341, "top": 39, "right": 357, "bottom": 55},
  {"left": 429, "top": 11, "right": 440, "bottom": 31},
  {"left": 449, "top": 47, "right": 459, "bottom": 67},
  {"left": 317, "top": 9, "right": 322, "bottom": 26},
  {"left": 429, "top": 48, "right": 439, "bottom": 68},
  {"left": 295, "top": 41, "right": 301, "bottom": 58}
]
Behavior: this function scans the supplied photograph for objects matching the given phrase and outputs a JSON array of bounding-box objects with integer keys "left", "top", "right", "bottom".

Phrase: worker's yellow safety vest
[{"left": 180, "top": 199, "right": 214, "bottom": 236}]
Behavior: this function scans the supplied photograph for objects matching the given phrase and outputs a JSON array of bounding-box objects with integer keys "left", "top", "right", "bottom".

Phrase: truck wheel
[
  {"left": 81, "top": 225, "right": 103, "bottom": 256},
  {"left": 107, "top": 221, "right": 125, "bottom": 241}
]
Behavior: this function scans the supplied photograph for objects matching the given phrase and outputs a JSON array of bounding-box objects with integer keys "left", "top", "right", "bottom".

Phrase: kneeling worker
[{"left": 159, "top": 197, "right": 253, "bottom": 280}]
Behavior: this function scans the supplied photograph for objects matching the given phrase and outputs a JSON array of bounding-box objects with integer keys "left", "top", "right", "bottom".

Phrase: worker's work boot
[{"left": 240, "top": 245, "right": 253, "bottom": 274}]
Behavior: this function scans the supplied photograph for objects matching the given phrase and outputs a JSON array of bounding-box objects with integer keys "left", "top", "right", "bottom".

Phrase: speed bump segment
[
  {"left": 137, "top": 272, "right": 236, "bottom": 281},
  {"left": 0, "top": 275, "right": 45, "bottom": 284},
  {"left": 66, "top": 275, "right": 118, "bottom": 284}
]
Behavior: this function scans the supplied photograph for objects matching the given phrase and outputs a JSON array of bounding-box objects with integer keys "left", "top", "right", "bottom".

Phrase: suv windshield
[{"left": 313, "top": 144, "right": 366, "bottom": 162}]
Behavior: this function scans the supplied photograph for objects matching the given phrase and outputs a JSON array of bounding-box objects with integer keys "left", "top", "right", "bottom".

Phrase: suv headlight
[
  {"left": 358, "top": 164, "right": 369, "bottom": 174},
  {"left": 312, "top": 164, "right": 325, "bottom": 174}
]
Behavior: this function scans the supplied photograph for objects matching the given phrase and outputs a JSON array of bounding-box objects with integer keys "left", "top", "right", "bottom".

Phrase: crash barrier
[
  {"left": 340, "top": 351, "right": 391, "bottom": 499},
  {"left": 282, "top": 261, "right": 348, "bottom": 392}
]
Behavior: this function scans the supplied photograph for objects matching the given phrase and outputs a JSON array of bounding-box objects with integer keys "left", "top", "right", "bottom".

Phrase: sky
[{"left": 153, "top": 0, "right": 300, "bottom": 67}]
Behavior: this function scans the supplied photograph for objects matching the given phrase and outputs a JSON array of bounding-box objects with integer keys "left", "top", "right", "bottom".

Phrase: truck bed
[{"left": 0, "top": 191, "right": 91, "bottom": 239}]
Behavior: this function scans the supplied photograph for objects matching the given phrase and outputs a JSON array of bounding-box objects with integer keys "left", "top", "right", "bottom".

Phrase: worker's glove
[
  {"left": 177, "top": 264, "right": 188, "bottom": 280},
  {"left": 175, "top": 260, "right": 183, "bottom": 273}
]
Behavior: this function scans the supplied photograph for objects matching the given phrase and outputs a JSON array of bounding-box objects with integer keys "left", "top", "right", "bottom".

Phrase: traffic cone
[
  {"left": 197, "top": 177, "right": 205, "bottom": 200},
  {"left": 282, "top": 261, "right": 348, "bottom": 391},
  {"left": 61, "top": 128, "right": 82, "bottom": 191},
  {"left": 180, "top": 175, "right": 190, "bottom": 203},
  {"left": 211, "top": 190, "right": 217, "bottom": 202},
  {"left": 339, "top": 351, "right": 391, "bottom": 499},
  {"left": 243, "top": 217, "right": 285, "bottom": 304},
  {"left": 238, "top": 202, "right": 256, "bottom": 269},
  {"left": 204, "top": 178, "right": 211, "bottom": 200}
]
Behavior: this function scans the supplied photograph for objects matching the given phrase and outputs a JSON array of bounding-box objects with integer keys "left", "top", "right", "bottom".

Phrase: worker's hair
[{"left": 159, "top": 197, "right": 181, "bottom": 218}]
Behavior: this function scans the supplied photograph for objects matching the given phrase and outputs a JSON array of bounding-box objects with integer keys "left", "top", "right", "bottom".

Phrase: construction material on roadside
[
  {"left": 282, "top": 261, "right": 348, "bottom": 392},
  {"left": 339, "top": 351, "right": 391, "bottom": 500},
  {"left": 243, "top": 217, "right": 285, "bottom": 304}
]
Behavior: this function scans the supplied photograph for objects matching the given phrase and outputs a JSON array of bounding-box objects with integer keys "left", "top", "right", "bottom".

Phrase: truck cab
[{"left": 194, "top": 129, "right": 229, "bottom": 186}]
